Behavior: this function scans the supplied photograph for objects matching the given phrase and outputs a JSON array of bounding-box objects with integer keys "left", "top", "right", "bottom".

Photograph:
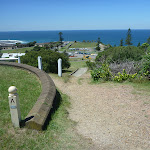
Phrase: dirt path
[{"left": 51, "top": 73, "right": 150, "bottom": 150}]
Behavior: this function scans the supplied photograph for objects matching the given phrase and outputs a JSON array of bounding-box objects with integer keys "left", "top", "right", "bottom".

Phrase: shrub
[
  {"left": 140, "top": 49, "right": 150, "bottom": 76},
  {"left": 109, "top": 61, "right": 142, "bottom": 75},
  {"left": 96, "top": 46, "right": 145, "bottom": 63},
  {"left": 21, "top": 50, "right": 70, "bottom": 73},
  {"left": 91, "top": 64, "right": 139, "bottom": 82},
  {"left": 86, "top": 60, "right": 96, "bottom": 70},
  {"left": 91, "top": 64, "right": 112, "bottom": 81},
  {"left": 113, "top": 69, "right": 137, "bottom": 82}
]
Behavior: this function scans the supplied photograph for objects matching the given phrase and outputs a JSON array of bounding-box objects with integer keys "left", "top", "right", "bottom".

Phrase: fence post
[
  {"left": 8, "top": 86, "right": 21, "bottom": 127},
  {"left": 38, "top": 56, "right": 43, "bottom": 70},
  {"left": 58, "top": 58, "right": 62, "bottom": 77},
  {"left": 18, "top": 56, "right": 21, "bottom": 63}
]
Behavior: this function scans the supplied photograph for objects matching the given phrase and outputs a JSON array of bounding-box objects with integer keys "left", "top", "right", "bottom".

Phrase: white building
[{"left": 1, "top": 53, "right": 25, "bottom": 58}]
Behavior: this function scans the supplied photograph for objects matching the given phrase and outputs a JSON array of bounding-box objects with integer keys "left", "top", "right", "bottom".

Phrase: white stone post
[
  {"left": 38, "top": 56, "right": 43, "bottom": 70},
  {"left": 18, "top": 56, "right": 21, "bottom": 64},
  {"left": 8, "top": 86, "right": 21, "bottom": 127},
  {"left": 58, "top": 58, "right": 62, "bottom": 77}
]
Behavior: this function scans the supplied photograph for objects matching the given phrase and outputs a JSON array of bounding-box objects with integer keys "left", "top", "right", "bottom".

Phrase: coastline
[{"left": 0, "top": 30, "right": 150, "bottom": 46}]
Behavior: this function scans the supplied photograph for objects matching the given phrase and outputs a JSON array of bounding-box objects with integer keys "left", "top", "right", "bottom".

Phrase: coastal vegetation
[
  {"left": 16, "top": 41, "right": 36, "bottom": 48},
  {"left": 88, "top": 44, "right": 150, "bottom": 82},
  {"left": 120, "top": 39, "right": 123, "bottom": 46},
  {"left": 125, "top": 28, "right": 132, "bottom": 45},
  {"left": 95, "top": 37, "right": 101, "bottom": 51},
  {"left": 59, "top": 32, "right": 64, "bottom": 44},
  {"left": 87, "top": 29, "right": 150, "bottom": 83},
  {"left": 21, "top": 48, "right": 70, "bottom": 73},
  {"left": 95, "top": 46, "right": 144, "bottom": 63}
]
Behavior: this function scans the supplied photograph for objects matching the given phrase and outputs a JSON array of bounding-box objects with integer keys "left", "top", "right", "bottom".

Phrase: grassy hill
[{"left": 70, "top": 42, "right": 96, "bottom": 48}]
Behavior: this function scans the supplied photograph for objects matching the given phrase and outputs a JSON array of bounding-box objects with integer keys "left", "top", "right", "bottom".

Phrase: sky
[{"left": 1, "top": 0, "right": 150, "bottom": 31}]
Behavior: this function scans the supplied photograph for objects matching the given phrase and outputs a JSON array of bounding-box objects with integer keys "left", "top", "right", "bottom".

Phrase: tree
[
  {"left": 50, "top": 44, "right": 54, "bottom": 49},
  {"left": 59, "top": 32, "right": 64, "bottom": 44},
  {"left": 0, "top": 47, "right": 2, "bottom": 58},
  {"left": 147, "top": 36, "right": 150, "bottom": 44},
  {"left": 28, "top": 41, "right": 36, "bottom": 47},
  {"left": 125, "top": 28, "right": 132, "bottom": 45},
  {"left": 120, "top": 39, "right": 123, "bottom": 46},
  {"left": 21, "top": 49, "right": 70, "bottom": 73},
  {"left": 137, "top": 42, "right": 141, "bottom": 47},
  {"left": 141, "top": 43, "right": 149, "bottom": 51},
  {"left": 96, "top": 37, "right": 101, "bottom": 51},
  {"left": 32, "top": 46, "right": 41, "bottom": 51},
  {"left": 16, "top": 42, "right": 21, "bottom": 47}
]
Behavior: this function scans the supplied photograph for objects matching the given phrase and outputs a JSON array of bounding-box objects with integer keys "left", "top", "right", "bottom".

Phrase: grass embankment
[
  {"left": 125, "top": 81, "right": 150, "bottom": 98},
  {"left": 1, "top": 47, "right": 33, "bottom": 53},
  {"left": 0, "top": 65, "right": 91, "bottom": 149},
  {"left": 70, "top": 42, "right": 96, "bottom": 48},
  {"left": 70, "top": 61, "right": 87, "bottom": 70},
  {"left": 0, "top": 66, "right": 41, "bottom": 119}
]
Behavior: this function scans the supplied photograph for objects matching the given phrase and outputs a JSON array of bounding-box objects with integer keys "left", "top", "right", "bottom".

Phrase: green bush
[
  {"left": 96, "top": 46, "right": 145, "bottom": 63},
  {"left": 86, "top": 60, "right": 96, "bottom": 70},
  {"left": 113, "top": 69, "right": 137, "bottom": 82},
  {"left": 91, "top": 65, "right": 139, "bottom": 82},
  {"left": 91, "top": 64, "right": 112, "bottom": 81},
  {"left": 21, "top": 50, "right": 70, "bottom": 73},
  {"left": 140, "top": 49, "right": 150, "bottom": 76}
]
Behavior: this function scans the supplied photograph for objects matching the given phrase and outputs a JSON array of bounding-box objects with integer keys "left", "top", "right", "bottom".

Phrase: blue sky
[{"left": 1, "top": 0, "right": 150, "bottom": 31}]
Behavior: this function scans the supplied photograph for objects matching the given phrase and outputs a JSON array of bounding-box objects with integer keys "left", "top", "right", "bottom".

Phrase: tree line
[{"left": 95, "top": 28, "right": 150, "bottom": 51}]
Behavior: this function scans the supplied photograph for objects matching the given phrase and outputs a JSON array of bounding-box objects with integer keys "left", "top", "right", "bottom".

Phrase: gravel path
[{"left": 51, "top": 73, "right": 150, "bottom": 150}]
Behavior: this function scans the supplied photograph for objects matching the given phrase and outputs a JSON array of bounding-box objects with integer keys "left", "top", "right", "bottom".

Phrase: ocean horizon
[{"left": 0, "top": 29, "right": 150, "bottom": 46}]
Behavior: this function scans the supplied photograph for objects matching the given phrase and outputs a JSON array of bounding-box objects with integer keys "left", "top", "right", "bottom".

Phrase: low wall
[{"left": 0, "top": 61, "right": 56, "bottom": 130}]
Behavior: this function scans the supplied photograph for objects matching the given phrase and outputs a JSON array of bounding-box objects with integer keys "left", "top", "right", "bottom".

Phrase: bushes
[
  {"left": 140, "top": 49, "right": 150, "bottom": 76},
  {"left": 86, "top": 60, "right": 96, "bottom": 70},
  {"left": 96, "top": 46, "right": 145, "bottom": 63},
  {"left": 114, "top": 69, "right": 137, "bottom": 82},
  {"left": 89, "top": 45, "right": 150, "bottom": 82},
  {"left": 109, "top": 61, "right": 142, "bottom": 75},
  {"left": 91, "top": 64, "right": 112, "bottom": 81},
  {"left": 21, "top": 50, "right": 70, "bottom": 73},
  {"left": 91, "top": 64, "right": 144, "bottom": 82}
]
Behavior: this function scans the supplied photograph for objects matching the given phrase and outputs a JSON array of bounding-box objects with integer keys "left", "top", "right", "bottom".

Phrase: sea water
[{"left": 0, "top": 30, "right": 150, "bottom": 46}]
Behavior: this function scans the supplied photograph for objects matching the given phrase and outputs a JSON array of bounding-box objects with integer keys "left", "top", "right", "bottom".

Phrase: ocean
[{"left": 0, "top": 30, "right": 150, "bottom": 46}]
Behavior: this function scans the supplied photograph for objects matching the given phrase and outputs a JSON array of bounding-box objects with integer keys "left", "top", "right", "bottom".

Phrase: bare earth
[{"left": 51, "top": 72, "right": 150, "bottom": 150}]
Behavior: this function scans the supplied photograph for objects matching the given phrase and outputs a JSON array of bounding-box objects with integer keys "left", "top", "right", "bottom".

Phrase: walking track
[{"left": 51, "top": 72, "right": 150, "bottom": 150}]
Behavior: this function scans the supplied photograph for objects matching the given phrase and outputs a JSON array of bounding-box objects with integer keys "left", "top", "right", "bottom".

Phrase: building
[
  {"left": 0, "top": 44, "right": 17, "bottom": 50},
  {"left": 1, "top": 53, "right": 26, "bottom": 58}
]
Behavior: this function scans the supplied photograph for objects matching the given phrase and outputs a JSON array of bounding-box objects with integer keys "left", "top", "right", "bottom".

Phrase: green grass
[
  {"left": 1, "top": 47, "right": 33, "bottom": 53},
  {"left": 0, "top": 65, "right": 93, "bottom": 149},
  {"left": 70, "top": 42, "right": 96, "bottom": 48},
  {"left": 124, "top": 80, "right": 150, "bottom": 96},
  {"left": 0, "top": 66, "right": 41, "bottom": 119},
  {"left": 49, "top": 60, "right": 87, "bottom": 83},
  {"left": 0, "top": 66, "right": 41, "bottom": 148},
  {"left": 70, "top": 61, "right": 87, "bottom": 70}
]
